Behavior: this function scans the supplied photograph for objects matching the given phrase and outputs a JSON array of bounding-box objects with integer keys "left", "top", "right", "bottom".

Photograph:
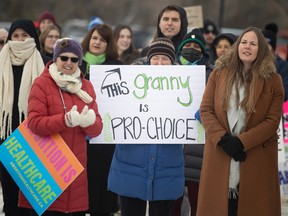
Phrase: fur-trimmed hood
[{"left": 214, "top": 48, "right": 276, "bottom": 79}]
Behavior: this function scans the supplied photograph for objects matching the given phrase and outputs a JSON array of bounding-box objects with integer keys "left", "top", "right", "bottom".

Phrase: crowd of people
[{"left": 0, "top": 4, "right": 287, "bottom": 216}]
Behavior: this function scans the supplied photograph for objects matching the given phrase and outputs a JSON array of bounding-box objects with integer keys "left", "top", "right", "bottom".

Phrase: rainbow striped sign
[{"left": 0, "top": 119, "right": 84, "bottom": 215}]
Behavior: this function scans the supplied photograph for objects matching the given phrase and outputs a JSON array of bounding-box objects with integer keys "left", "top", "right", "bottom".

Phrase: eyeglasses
[
  {"left": 59, "top": 56, "right": 79, "bottom": 63},
  {"left": 0, "top": 39, "right": 5, "bottom": 45}
]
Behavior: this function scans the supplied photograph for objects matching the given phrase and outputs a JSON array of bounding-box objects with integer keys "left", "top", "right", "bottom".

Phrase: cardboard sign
[
  {"left": 89, "top": 65, "right": 206, "bottom": 144},
  {"left": 184, "top": 5, "right": 203, "bottom": 29},
  {"left": 0, "top": 119, "right": 84, "bottom": 215}
]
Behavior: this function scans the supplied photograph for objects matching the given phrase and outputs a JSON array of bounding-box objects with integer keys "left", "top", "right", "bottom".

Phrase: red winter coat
[{"left": 18, "top": 61, "right": 103, "bottom": 213}]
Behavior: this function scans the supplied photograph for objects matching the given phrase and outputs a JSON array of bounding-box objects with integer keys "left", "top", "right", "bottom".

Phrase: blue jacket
[
  {"left": 276, "top": 55, "right": 288, "bottom": 101},
  {"left": 108, "top": 144, "right": 184, "bottom": 201}
]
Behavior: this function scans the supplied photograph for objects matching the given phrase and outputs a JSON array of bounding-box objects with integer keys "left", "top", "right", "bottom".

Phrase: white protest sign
[
  {"left": 278, "top": 118, "right": 286, "bottom": 163},
  {"left": 89, "top": 65, "right": 206, "bottom": 144}
]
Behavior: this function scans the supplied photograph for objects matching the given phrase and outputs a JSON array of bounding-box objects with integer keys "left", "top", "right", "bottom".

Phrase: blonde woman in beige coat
[{"left": 197, "top": 27, "right": 284, "bottom": 216}]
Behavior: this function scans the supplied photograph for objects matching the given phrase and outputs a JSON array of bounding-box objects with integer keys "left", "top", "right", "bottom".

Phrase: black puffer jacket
[
  {"left": 183, "top": 55, "right": 213, "bottom": 182},
  {"left": 184, "top": 144, "right": 203, "bottom": 181}
]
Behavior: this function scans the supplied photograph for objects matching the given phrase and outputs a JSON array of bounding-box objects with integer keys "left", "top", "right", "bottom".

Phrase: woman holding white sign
[
  {"left": 197, "top": 27, "right": 284, "bottom": 216},
  {"left": 108, "top": 37, "right": 185, "bottom": 216},
  {"left": 19, "top": 38, "right": 103, "bottom": 215}
]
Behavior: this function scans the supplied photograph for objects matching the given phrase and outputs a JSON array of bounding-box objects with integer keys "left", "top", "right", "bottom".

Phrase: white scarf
[
  {"left": 227, "top": 84, "right": 246, "bottom": 199},
  {"left": 49, "top": 63, "right": 93, "bottom": 104},
  {"left": 0, "top": 38, "right": 44, "bottom": 139}
]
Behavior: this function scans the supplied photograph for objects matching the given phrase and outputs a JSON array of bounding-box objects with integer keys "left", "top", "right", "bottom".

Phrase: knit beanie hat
[
  {"left": 147, "top": 37, "right": 176, "bottom": 64},
  {"left": 262, "top": 29, "right": 276, "bottom": 51},
  {"left": 88, "top": 16, "right": 104, "bottom": 31},
  {"left": 201, "top": 19, "right": 219, "bottom": 35},
  {"left": 210, "top": 33, "right": 237, "bottom": 60},
  {"left": 39, "top": 11, "right": 56, "bottom": 25},
  {"left": 178, "top": 28, "right": 206, "bottom": 53},
  {"left": 264, "top": 23, "right": 278, "bottom": 35},
  {"left": 7, "top": 19, "right": 41, "bottom": 51},
  {"left": 213, "top": 33, "right": 237, "bottom": 47},
  {"left": 53, "top": 38, "right": 83, "bottom": 65},
  {"left": 263, "top": 23, "right": 278, "bottom": 51}
]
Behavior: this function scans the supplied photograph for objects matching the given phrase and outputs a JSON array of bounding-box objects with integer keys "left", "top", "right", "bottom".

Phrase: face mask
[{"left": 180, "top": 48, "right": 203, "bottom": 63}]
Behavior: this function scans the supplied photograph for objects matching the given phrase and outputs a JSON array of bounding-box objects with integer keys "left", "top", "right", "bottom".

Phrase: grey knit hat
[
  {"left": 147, "top": 37, "right": 176, "bottom": 64},
  {"left": 53, "top": 38, "right": 83, "bottom": 65}
]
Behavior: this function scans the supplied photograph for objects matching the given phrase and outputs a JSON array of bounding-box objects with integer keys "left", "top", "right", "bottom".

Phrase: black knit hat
[
  {"left": 53, "top": 38, "right": 83, "bottom": 65},
  {"left": 264, "top": 23, "right": 278, "bottom": 35},
  {"left": 7, "top": 19, "right": 41, "bottom": 50},
  {"left": 212, "top": 33, "right": 237, "bottom": 47},
  {"left": 262, "top": 29, "right": 277, "bottom": 51},
  {"left": 178, "top": 28, "right": 206, "bottom": 53},
  {"left": 147, "top": 38, "right": 176, "bottom": 64},
  {"left": 210, "top": 33, "right": 237, "bottom": 55},
  {"left": 201, "top": 19, "right": 219, "bottom": 35},
  {"left": 263, "top": 23, "right": 278, "bottom": 51}
]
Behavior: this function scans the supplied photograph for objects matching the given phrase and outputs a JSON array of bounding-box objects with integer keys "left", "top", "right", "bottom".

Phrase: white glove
[
  {"left": 80, "top": 105, "right": 96, "bottom": 128},
  {"left": 65, "top": 105, "right": 81, "bottom": 127}
]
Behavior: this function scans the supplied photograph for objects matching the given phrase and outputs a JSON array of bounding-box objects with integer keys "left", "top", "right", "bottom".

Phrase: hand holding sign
[
  {"left": 0, "top": 119, "right": 84, "bottom": 215},
  {"left": 80, "top": 105, "right": 96, "bottom": 128},
  {"left": 65, "top": 105, "right": 80, "bottom": 127}
]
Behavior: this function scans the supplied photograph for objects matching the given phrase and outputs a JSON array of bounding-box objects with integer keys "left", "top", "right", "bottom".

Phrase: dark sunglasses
[
  {"left": 0, "top": 39, "right": 5, "bottom": 45},
  {"left": 59, "top": 56, "right": 79, "bottom": 63}
]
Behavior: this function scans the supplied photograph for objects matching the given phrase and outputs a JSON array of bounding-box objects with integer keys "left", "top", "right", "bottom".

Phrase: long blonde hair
[{"left": 215, "top": 27, "right": 276, "bottom": 113}]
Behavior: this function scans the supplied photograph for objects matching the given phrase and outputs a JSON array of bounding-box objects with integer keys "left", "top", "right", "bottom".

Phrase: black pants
[
  {"left": 75, "top": 212, "right": 113, "bottom": 216},
  {"left": 228, "top": 198, "right": 238, "bottom": 216},
  {"left": 0, "top": 162, "right": 26, "bottom": 216},
  {"left": 120, "top": 195, "right": 173, "bottom": 216},
  {"left": 25, "top": 209, "right": 86, "bottom": 216},
  {"left": 170, "top": 181, "right": 199, "bottom": 216}
]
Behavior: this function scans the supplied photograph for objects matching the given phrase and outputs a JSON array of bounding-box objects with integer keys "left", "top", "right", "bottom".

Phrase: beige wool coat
[{"left": 197, "top": 58, "right": 284, "bottom": 216}]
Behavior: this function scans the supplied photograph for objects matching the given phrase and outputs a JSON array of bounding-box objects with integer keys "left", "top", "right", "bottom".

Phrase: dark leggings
[
  {"left": 119, "top": 195, "right": 173, "bottom": 216},
  {"left": 170, "top": 181, "right": 199, "bottom": 216},
  {"left": 0, "top": 162, "right": 27, "bottom": 216},
  {"left": 25, "top": 209, "right": 86, "bottom": 216},
  {"left": 228, "top": 198, "right": 238, "bottom": 216}
]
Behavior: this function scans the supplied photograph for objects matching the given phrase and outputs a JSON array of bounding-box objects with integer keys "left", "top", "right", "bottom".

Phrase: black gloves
[{"left": 218, "top": 133, "right": 247, "bottom": 162}]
